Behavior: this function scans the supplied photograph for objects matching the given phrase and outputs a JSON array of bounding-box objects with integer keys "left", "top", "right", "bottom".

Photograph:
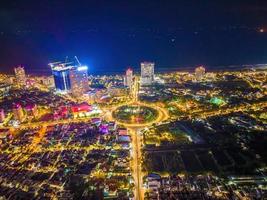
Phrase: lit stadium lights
[{"left": 77, "top": 66, "right": 88, "bottom": 71}]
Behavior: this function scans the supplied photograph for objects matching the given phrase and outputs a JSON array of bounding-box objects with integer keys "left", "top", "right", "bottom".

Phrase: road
[
  {"left": 108, "top": 101, "right": 169, "bottom": 128},
  {"left": 129, "top": 128, "right": 143, "bottom": 200},
  {"left": 2, "top": 74, "right": 266, "bottom": 200},
  {"left": 127, "top": 77, "right": 152, "bottom": 200}
]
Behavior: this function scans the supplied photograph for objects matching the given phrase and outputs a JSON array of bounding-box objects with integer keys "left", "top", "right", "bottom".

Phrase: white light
[{"left": 77, "top": 66, "right": 88, "bottom": 71}]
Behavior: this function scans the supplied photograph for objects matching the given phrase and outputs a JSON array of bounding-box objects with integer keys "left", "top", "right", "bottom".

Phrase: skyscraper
[
  {"left": 195, "top": 66, "right": 206, "bottom": 81},
  {"left": 124, "top": 68, "right": 133, "bottom": 88},
  {"left": 140, "top": 62, "right": 154, "bottom": 85},
  {"left": 50, "top": 63, "right": 72, "bottom": 93},
  {"left": 14, "top": 66, "right": 26, "bottom": 88},
  {"left": 70, "top": 66, "right": 89, "bottom": 97},
  {"left": 0, "top": 83, "right": 11, "bottom": 99}
]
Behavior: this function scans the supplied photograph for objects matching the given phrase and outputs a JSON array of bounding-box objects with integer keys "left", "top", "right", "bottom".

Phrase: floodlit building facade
[
  {"left": 14, "top": 66, "right": 26, "bottom": 88},
  {"left": 51, "top": 64, "right": 72, "bottom": 93},
  {"left": 124, "top": 68, "right": 133, "bottom": 88},
  {"left": 0, "top": 83, "right": 11, "bottom": 99},
  {"left": 70, "top": 66, "right": 89, "bottom": 97},
  {"left": 141, "top": 62, "right": 154, "bottom": 85},
  {"left": 195, "top": 66, "right": 206, "bottom": 81},
  {"left": 50, "top": 61, "right": 89, "bottom": 95}
]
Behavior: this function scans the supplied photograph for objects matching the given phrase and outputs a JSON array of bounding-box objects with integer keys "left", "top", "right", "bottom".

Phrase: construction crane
[
  {"left": 48, "top": 61, "right": 73, "bottom": 69},
  {"left": 49, "top": 56, "right": 81, "bottom": 69},
  {"left": 48, "top": 61, "right": 62, "bottom": 67},
  {"left": 74, "top": 56, "right": 82, "bottom": 66}
]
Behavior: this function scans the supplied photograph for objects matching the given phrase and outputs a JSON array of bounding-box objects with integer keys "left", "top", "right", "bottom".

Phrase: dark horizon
[{"left": 1, "top": 0, "right": 267, "bottom": 73}]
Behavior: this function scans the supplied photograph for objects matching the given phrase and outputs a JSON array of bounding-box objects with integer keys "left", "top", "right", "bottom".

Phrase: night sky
[{"left": 1, "top": 0, "right": 267, "bottom": 74}]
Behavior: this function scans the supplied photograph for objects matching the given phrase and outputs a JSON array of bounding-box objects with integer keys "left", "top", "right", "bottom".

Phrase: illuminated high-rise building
[
  {"left": 50, "top": 63, "right": 72, "bottom": 93},
  {"left": 13, "top": 103, "right": 24, "bottom": 121},
  {"left": 124, "top": 68, "right": 133, "bottom": 88},
  {"left": 0, "top": 83, "right": 11, "bottom": 99},
  {"left": 14, "top": 66, "right": 26, "bottom": 87},
  {"left": 70, "top": 66, "right": 89, "bottom": 97},
  {"left": 195, "top": 66, "right": 206, "bottom": 81},
  {"left": 140, "top": 62, "right": 154, "bottom": 85},
  {"left": 0, "top": 109, "right": 5, "bottom": 123}
]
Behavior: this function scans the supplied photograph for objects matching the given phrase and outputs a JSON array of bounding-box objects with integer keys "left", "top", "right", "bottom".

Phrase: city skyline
[
  {"left": 0, "top": 1, "right": 267, "bottom": 200},
  {"left": 0, "top": 63, "right": 266, "bottom": 200}
]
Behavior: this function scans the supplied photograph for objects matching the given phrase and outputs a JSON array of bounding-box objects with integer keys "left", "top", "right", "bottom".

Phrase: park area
[{"left": 112, "top": 105, "right": 158, "bottom": 124}]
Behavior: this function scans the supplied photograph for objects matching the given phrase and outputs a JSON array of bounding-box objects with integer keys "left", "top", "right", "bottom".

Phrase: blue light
[{"left": 77, "top": 66, "right": 88, "bottom": 71}]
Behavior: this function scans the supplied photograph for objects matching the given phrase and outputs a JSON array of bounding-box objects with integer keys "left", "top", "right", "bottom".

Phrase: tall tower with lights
[
  {"left": 50, "top": 63, "right": 72, "bottom": 93},
  {"left": 195, "top": 66, "right": 206, "bottom": 81},
  {"left": 14, "top": 66, "right": 26, "bottom": 88},
  {"left": 50, "top": 58, "right": 89, "bottom": 96},
  {"left": 124, "top": 68, "right": 133, "bottom": 88},
  {"left": 140, "top": 62, "right": 154, "bottom": 86},
  {"left": 70, "top": 66, "right": 89, "bottom": 97}
]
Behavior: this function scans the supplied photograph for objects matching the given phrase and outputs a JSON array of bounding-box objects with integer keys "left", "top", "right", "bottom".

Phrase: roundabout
[
  {"left": 113, "top": 105, "right": 158, "bottom": 124},
  {"left": 111, "top": 102, "right": 169, "bottom": 128}
]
